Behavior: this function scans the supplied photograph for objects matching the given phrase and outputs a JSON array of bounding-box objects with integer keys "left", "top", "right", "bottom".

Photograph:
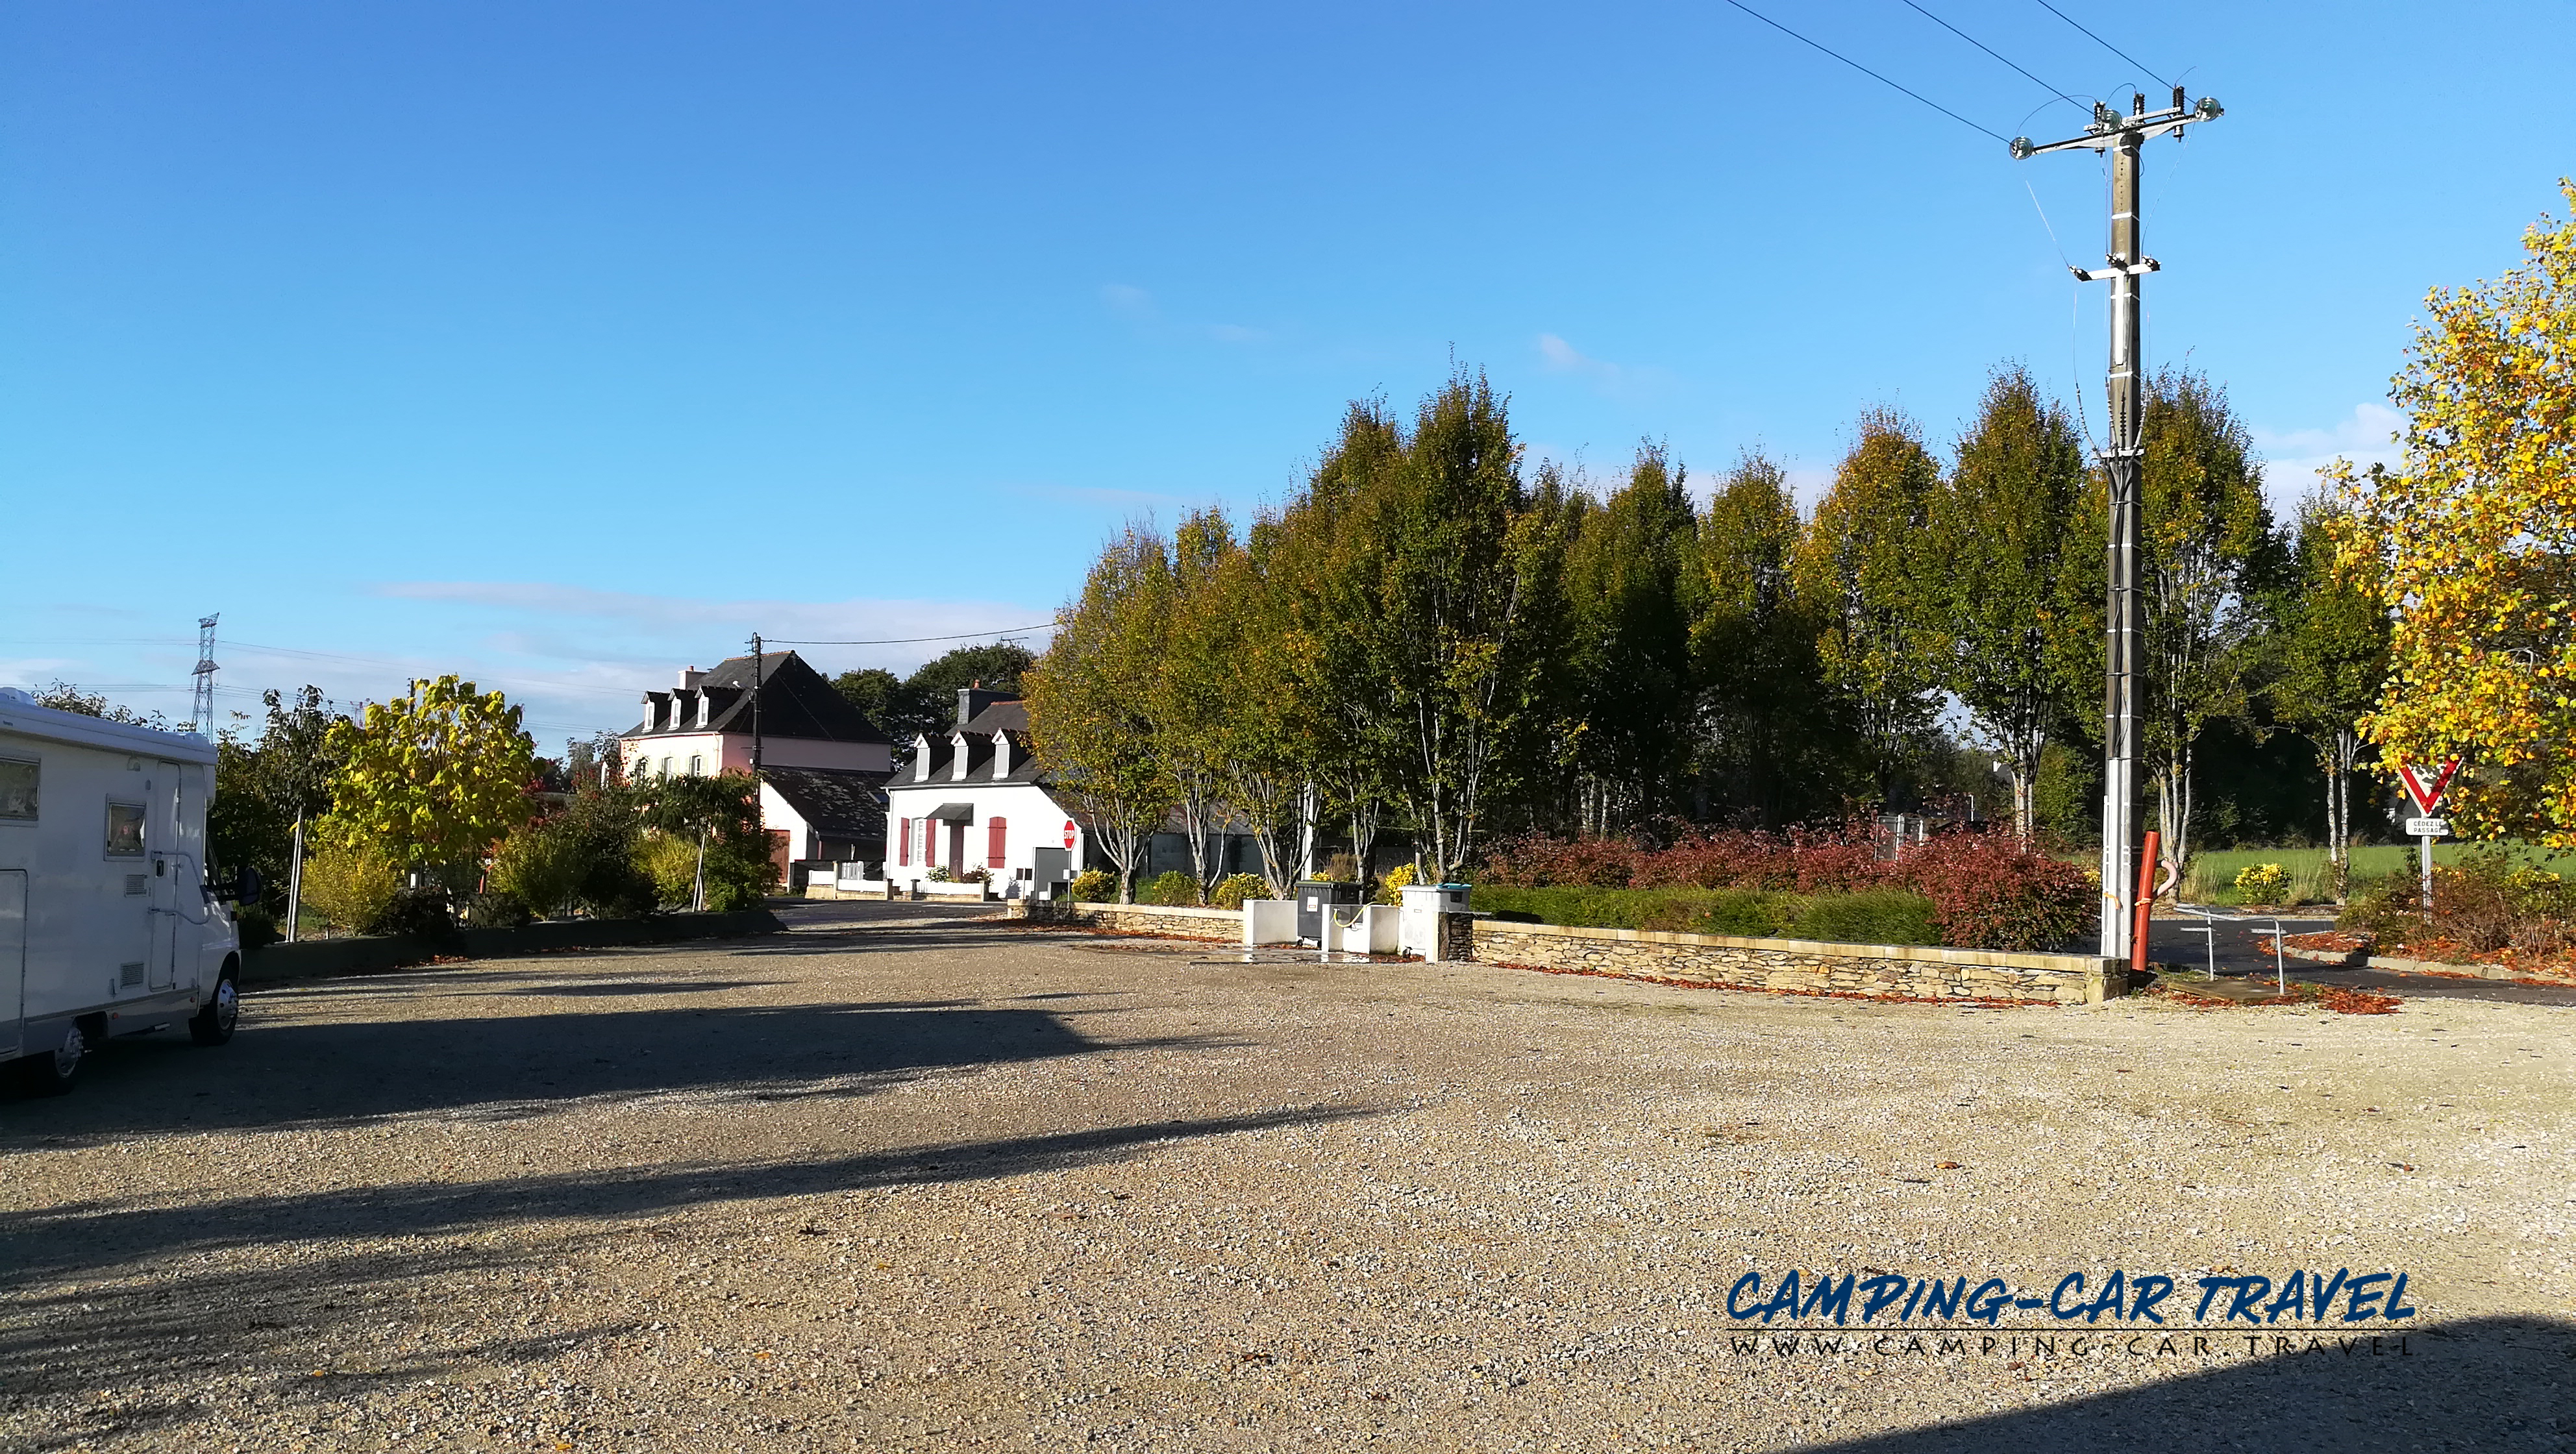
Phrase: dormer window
[
  {"left": 950, "top": 733, "right": 970, "bottom": 781},
  {"left": 991, "top": 732, "right": 1012, "bottom": 778}
]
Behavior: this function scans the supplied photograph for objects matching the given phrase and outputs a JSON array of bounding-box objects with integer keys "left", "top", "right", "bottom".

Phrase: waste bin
[
  {"left": 1295, "top": 880, "right": 1369, "bottom": 945},
  {"left": 1399, "top": 882, "right": 1473, "bottom": 960}
]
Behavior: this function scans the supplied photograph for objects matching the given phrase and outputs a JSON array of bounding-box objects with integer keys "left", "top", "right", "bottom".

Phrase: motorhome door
[
  {"left": 147, "top": 760, "right": 180, "bottom": 990},
  {"left": 0, "top": 870, "right": 23, "bottom": 1061}
]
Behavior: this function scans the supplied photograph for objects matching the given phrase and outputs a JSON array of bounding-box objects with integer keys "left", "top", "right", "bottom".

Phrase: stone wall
[
  {"left": 1470, "top": 920, "right": 2118, "bottom": 1005},
  {"left": 1011, "top": 900, "right": 1242, "bottom": 941}
]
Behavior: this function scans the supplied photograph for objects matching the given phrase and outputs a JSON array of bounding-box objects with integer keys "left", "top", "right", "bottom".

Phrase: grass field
[{"left": 2180, "top": 842, "right": 2576, "bottom": 906}]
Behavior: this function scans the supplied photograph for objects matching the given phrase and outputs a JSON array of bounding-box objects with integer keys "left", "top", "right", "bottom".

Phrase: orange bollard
[{"left": 2129, "top": 830, "right": 2161, "bottom": 974}]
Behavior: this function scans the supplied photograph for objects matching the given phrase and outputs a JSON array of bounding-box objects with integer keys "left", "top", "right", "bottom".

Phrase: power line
[
  {"left": 2031, "top": 0, "right": 2170, "bottom": 89},
  {"left": 1716, "top": 0, "right": 2007, "bottom": 143},
  {"left": 1900, "top": 0, "right": 2079, "bottom": 108},
  {"left": 762, "top": 624, "right": 1056, "bottom": 647}
]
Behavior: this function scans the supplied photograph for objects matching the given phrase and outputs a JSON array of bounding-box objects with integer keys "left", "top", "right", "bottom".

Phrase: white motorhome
[{"left": 0, "top": 687, "right": 246, "bottom": 1094}]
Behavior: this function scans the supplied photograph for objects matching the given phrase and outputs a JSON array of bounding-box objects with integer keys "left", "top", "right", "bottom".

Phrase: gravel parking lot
[{"left": 5, "top": 905, "right": 2571, "bottom": 1453}]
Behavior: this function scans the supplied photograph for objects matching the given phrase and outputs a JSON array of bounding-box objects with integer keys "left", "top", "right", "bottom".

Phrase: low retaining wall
[
  {"left": 1471, "top": 920, "right": 2120, "bottom": 1005},
  {"left": 1010, "top": 900, "right": 1241, "bottom": 941},
  {"left": 241, "top": 908, "right": 786, "bottom": 984}
]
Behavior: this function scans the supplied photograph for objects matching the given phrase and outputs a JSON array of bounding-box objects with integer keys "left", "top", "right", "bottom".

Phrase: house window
[
  {"left": 0, "top": 757, "right": 34, "bottom": 820},
  {"left": 987, "top": 817, "right": 1008, "bottom": 869},
  {"left": 660, "top": 757, "right": 674, "bottom": 778},
  {"left": 688, "top": 755, "right": 703, "bottom": 776},
  {"left": 105, "top": 801, "right": 145, "bottom": 857},
  {"left": 897, "top": 817, "right": 910, "bottom": 867}
]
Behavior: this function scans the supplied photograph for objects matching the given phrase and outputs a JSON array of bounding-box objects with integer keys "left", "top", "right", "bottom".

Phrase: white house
[
  {"left": 619, "top": 652, "right": 892, "bottom": 881},
  {"left": 883, "top": 686, "right": 1094, "bottom": 895}
]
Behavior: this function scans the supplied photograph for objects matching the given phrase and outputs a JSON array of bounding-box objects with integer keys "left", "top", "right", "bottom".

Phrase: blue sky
[{"left": 3, "top": 1, "right": 2566, "bottom": 747}]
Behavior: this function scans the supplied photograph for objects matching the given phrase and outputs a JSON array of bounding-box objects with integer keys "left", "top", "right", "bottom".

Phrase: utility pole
[
  {"left": 749, "top": 633, "right": 765, "bottom": 786},
  {"left": 190, "top": 614, "right": 219, "bottom": 737},
  {"left": 2014, "top": 86, "right": 2222, "bottom": 958},
  {"left": 749, "top": 633, "right": 767, "bottom": 867}
]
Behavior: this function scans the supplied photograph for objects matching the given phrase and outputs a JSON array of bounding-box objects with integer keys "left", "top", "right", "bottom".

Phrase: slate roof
[
  {"left": 761, "top": 765, "right": 891, "bottom": 843},
  {"left": 963, "top": 700, "right": 1029, "bottom": 735},
  {"left": 625, "top": 651, "right": 890, "bottom": 744}
]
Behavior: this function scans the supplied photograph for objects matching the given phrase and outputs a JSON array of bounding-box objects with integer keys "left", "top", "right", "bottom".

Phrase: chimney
[
  {"left": 957, "top": 682, "right": 1011, "bottom": 726},
  {"left": 677, "top": 665, "right": 706, "bottom": 690}
]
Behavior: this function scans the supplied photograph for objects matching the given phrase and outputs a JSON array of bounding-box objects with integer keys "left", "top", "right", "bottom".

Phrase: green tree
[
  {"left": 208, "top": 686, "right": 345, "bottom": 909},
  {"left": 2272, "top": 486, "right": 2392, "bottom": 893},
  {"left": 636, "top": 770, "right": 776, "bottom": 909},
  {"left": 1154, "top": 508, "right": 1239, "bottom": 898},
  {"left": 1340, "top": 369, "right": 1568, "bottom": 879},
  {"left": 318, "top": 676, "right": 538, "bottom": 885},
  {"left": 1271, "top": 400, "right": 1410, "bottom": 878},
  {"left": 1026, "top": 526, "right": 1176, "bottom": 901},
  {"left": 828, "top": 668, "right": 902, "bottom": 734},
  {"left": 2063, "top": 371, "right": 2285, "bottom": 882},
  {"left": 1688, "top": 454, "right": 1835, "bottom": 826},
  {"left": 1561, "top": 443, "right": 1697, "bottom": 832},
  {"left": 837, "top": 643, "right": 1039, "bottom": 750},
  {"left": 1926, "top": 369, "right": 2089, "bottom": 840},
  {"left": 1203, "top": 519, "right": 1311, "bottom": 893},
  {"left": 31, "top": 681, "right": 172, "bottom": 729},
  {"left": 1795, "top": 410, "right": 1946, "bottom": 806}
]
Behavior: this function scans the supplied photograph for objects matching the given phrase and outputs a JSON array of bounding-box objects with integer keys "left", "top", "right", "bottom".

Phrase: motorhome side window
[
  {"left": 104, "top": 801, "right": 146, "bottom": 857},
  {"left": 0, "top": 758, "right": 34, "bottom": 820}
]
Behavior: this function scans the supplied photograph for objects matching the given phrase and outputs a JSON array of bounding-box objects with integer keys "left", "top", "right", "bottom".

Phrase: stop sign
[{"left": 1062, "top": 820, "right": 1077, "bottom": 848}]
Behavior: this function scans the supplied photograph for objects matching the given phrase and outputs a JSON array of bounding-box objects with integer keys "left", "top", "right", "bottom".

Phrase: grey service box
[{"left": 1294, "top": 880, "right": 1368, "bottom": 944}]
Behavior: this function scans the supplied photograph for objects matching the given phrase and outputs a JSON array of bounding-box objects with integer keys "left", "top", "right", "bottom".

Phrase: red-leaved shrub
[
  {"left": 1889, "top": 834, "right": 2094, "bottom": 952},
  {"left": 1478, "top": 824, "right": 2093, "bottom": 952}
]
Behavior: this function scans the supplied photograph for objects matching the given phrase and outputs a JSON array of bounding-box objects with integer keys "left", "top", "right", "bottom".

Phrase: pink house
[{"left": 619, "top": 652, "right": 894, "bottom": 874}]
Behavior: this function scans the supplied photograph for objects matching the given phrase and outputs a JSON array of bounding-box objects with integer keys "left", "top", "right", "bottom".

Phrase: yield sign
[{"left": 2398, "top": 759, "right": 2460, "bottom": 815}]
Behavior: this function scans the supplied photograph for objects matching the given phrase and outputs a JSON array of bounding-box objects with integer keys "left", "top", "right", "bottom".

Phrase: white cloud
[
  {"left": 1098, "top": 282, "right": 1156, "bottom": 318},
  {"left": 2253, "top": 403, "right": 2407, "bottom": 511},
  {"left": 1102, "top": 283, "right": 1275, "bottom": 348},
  {"left": 1537, "top": 332, "right": 1622, "bottom": 383}
]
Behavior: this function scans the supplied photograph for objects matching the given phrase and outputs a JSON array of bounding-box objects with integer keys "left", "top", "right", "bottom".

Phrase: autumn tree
[
  {"left": 1796, "top": 410, "right": 1945, "bottom": 806},
  {"left": 2342, "top": 183, "right": 2576, "bottom": 841},
  {"left": 318, "top": 676, "right": 538, "bottom": 887},
  {"left": 1926, "top": 369, "right": 2088, "bottom": 840},
  {"left": 1025, "top": 525, "right": 1176, "bottom": 901}
]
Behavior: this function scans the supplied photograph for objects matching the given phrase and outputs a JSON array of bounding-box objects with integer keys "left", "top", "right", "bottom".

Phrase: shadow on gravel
[
  {"left": 723, "top": 924, "right": 1068, "bottom": 957},
  {"left": 0, "top": 1236, "right": 643, "bottom": 1449},
  {"left": 1809, "top": 1315, "right": 2576, "bottom": 1453},
  {"left": 0, "top": 998, "right": 1230, "bottom": 1144},
  {"left": 0, "top": 1103, "right": 1389, "bottom": 1285}
]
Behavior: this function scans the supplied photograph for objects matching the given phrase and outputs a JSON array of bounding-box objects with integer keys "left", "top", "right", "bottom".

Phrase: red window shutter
[
  {"left": 987, "top": 817, "right": 1008, "bottom": 869},
  {"left": 897, "top": 818, "right": 910, "bottom": 867}
]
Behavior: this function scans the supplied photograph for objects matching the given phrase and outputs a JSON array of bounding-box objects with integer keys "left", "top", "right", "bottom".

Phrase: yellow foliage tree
[
  {"left": 319, "top": 676, "right": 539, "bottom": 878},
  {"left": 2342, "top": 182, "right": 2576, "bottom": 841},
  {"left": 298, "top": 841, "right": 401, "bottom": 933}
]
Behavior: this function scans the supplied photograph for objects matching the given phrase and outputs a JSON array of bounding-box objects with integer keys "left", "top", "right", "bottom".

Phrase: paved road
[
  {"left": 2146, "top": 911, "right": 2576, "bottom": 1007},
  {"left": 5, "top": 916, "right": 2570, "bottom": 1451}
]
